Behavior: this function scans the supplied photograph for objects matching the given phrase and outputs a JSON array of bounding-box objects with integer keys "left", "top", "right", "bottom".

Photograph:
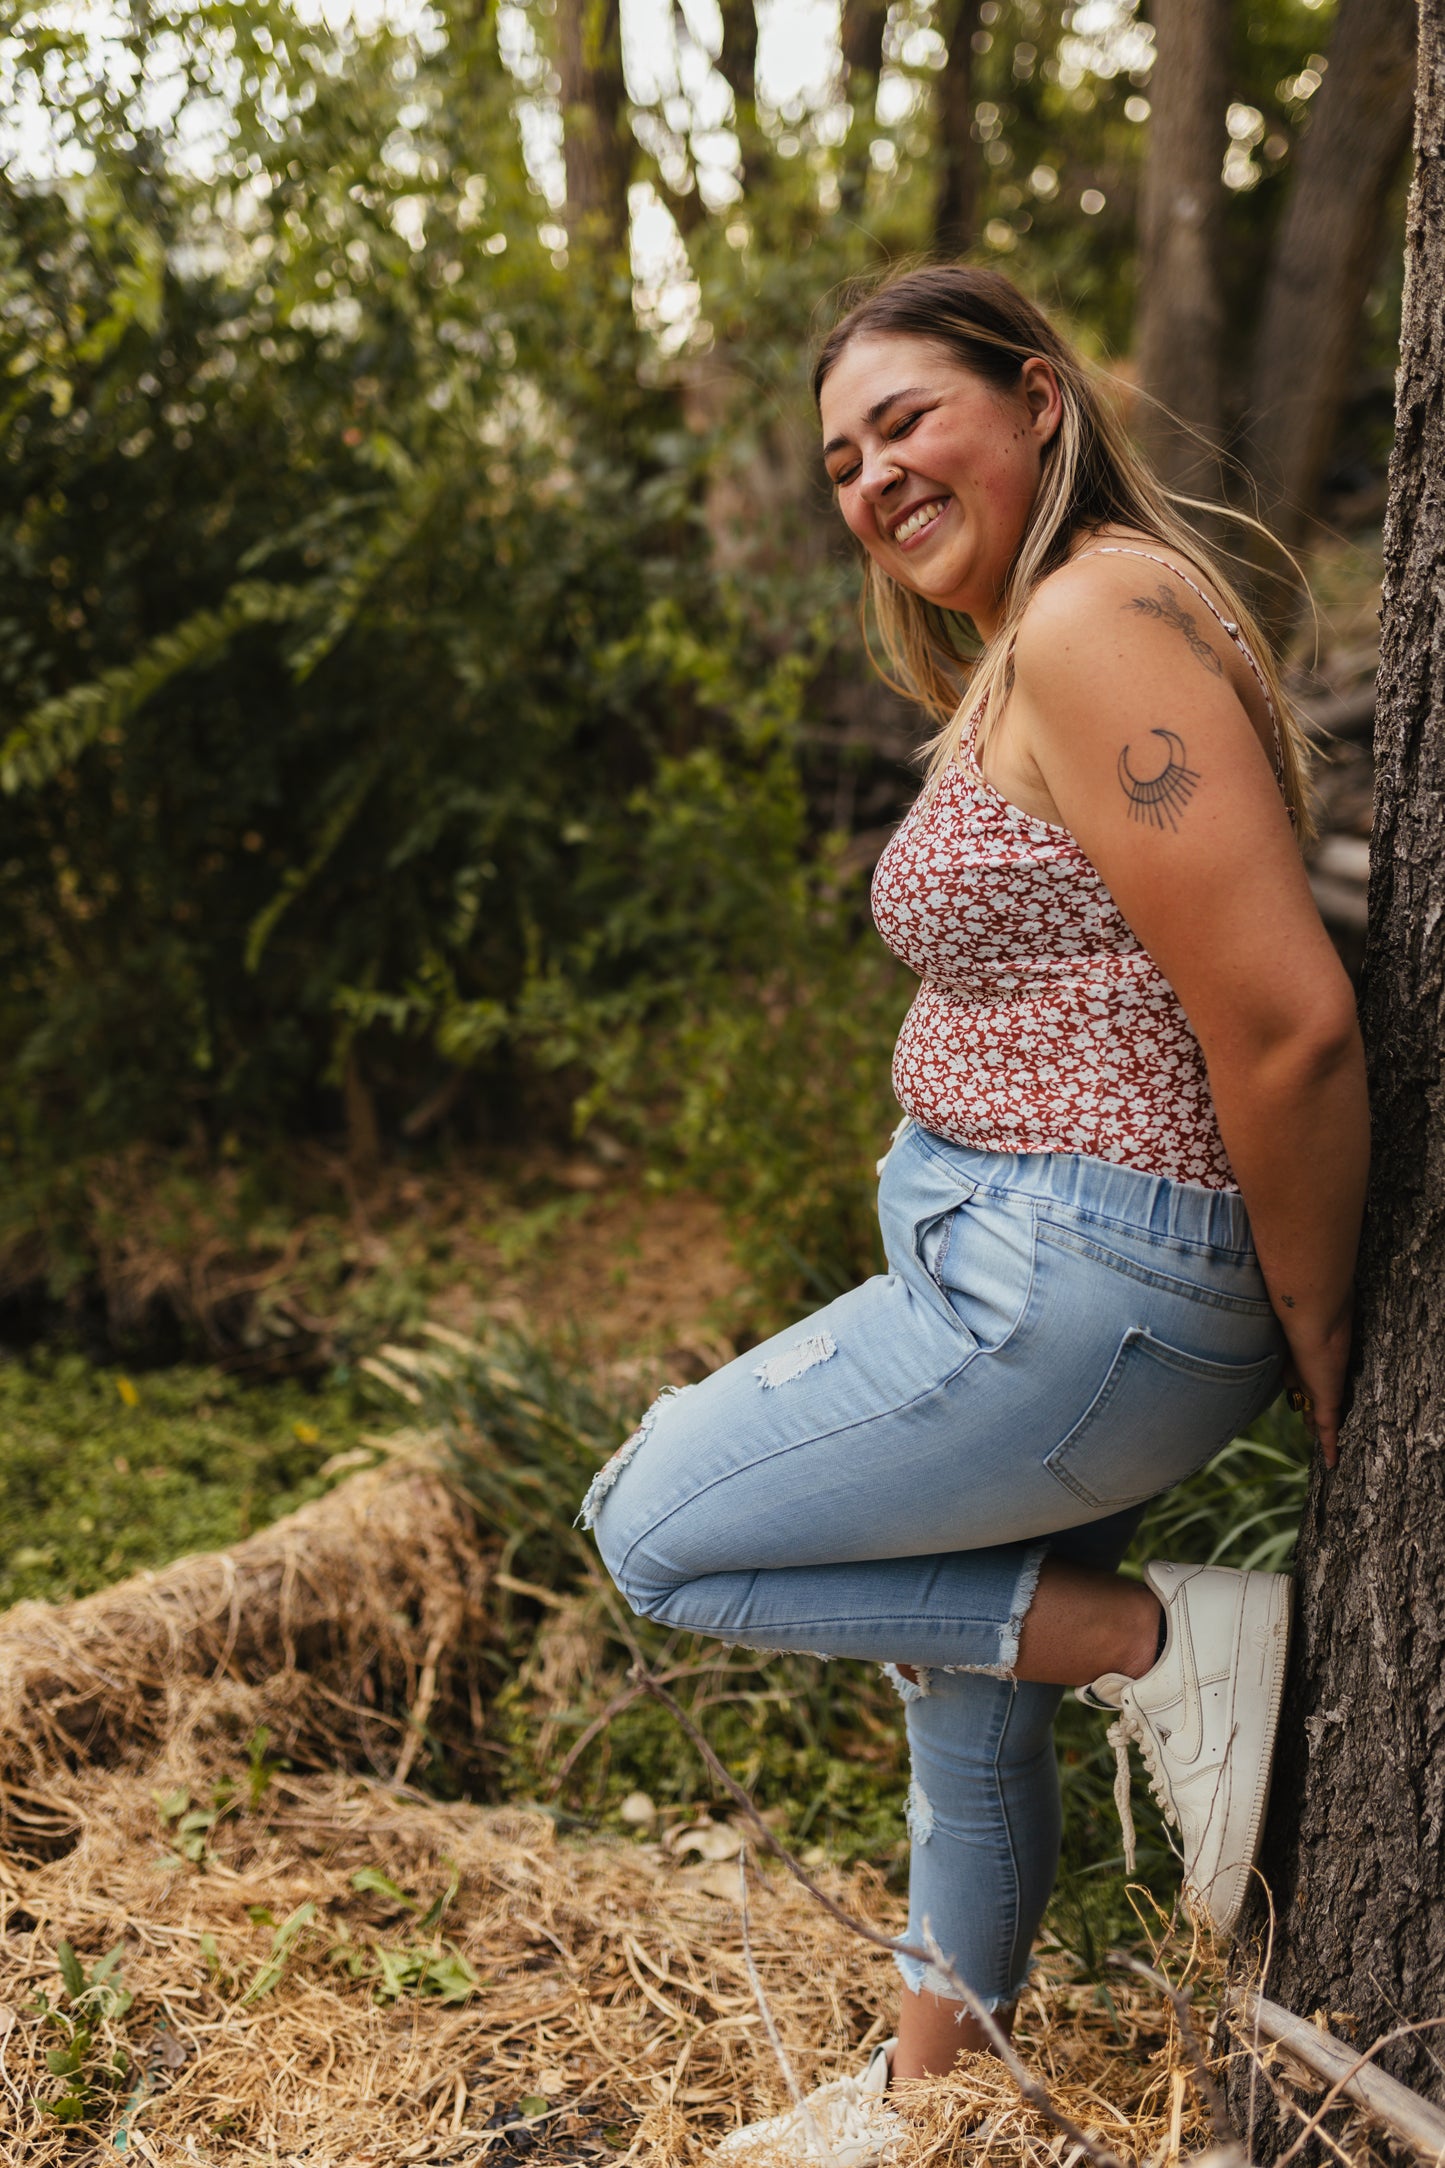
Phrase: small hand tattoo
[
  {"left": 1281, "top": 1295, "right": 1296, "bottom": 1308},
  {"left": 1117, "top": 728, "right": 1200, "bottom": 831},
  {"left": 1126, "top": 584, "right": 1224, "bottom": 677}
]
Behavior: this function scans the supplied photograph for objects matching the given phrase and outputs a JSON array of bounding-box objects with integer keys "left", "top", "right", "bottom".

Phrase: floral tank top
[{"left": 870, "top": 549, "right": 1286, "bottom": 1192}]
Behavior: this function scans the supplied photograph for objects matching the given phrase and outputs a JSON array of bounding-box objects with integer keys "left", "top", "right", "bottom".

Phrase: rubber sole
[{"left": 1190, "top": 1568, "right": 1293, "bottom": 1938}]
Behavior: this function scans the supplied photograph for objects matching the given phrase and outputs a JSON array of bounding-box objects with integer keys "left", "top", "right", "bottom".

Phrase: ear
[{"left": 1019, "top": 357, "right": 1064, "bottom": 447}]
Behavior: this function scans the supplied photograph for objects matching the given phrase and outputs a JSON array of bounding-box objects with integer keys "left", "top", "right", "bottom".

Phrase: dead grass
[
  {"left": 0, "top": 1748, "right": 1235, "bottom": 2168},
  {"left": 0, "top": 1451, "right": 1387, "bottom": 2168},
  {"left": 0, "top": 1460, "right": 494, "bottom": 1821}
]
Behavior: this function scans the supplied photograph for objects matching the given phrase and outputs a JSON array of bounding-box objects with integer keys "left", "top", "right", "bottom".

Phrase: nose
[{"left": 857, "top": 448, "right": 905, "bottom": 508}]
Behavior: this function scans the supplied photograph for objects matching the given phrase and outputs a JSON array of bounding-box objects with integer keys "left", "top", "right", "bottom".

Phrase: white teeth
[{"left": 894, "top": 498, "right": 946, "bottom": 543}]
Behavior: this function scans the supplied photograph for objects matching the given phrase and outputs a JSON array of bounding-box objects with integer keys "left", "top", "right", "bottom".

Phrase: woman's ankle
[{"left": 893, "top": 1989, "right": 1014, "bottom": 2080}]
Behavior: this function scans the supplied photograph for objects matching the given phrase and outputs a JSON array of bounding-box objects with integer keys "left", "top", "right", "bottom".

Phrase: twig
[
  {"left": 736, "top": 1847, "right": 843, "bottom": 2167},
  {"left": 632, "top": 1666, "right": 1126, "bottom": 2168},
  {"left": 1110, "top": 1953, "right": 1238, "bottom": 2151},
  {"left": 1370, "top": 1969, "right": 1445, "bottom": 2087},
  {"left": 549, "top": 1656, "right": 757, "bottom": 1790}
]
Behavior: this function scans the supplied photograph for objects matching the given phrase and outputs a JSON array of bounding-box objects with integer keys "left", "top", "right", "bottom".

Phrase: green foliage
[
  {"left": 334, "top": 1864, "right": 483, "bottom": 2003},
  {"left": 31, "top": 1939, "right": 135, "bottom": 2124},
  {"left": 0, "top": 1352, "right": 379, "bottom": 1606},
  {"left": 1, "top": 0, "right": 781, "bottom": 1181},
  {"left": 153, "top": 1733, "right": 284, "bottom": 1868},
  {"left": 240, "top": 1901, "right": 318, "bottom": 2005}
]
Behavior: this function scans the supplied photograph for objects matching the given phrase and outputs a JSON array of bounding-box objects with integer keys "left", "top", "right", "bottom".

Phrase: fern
[
  {"left": 285, "top": 462, "right": 446, "bottom": 684},
  {"left": 1, "top": 581, "right": 314, "bottom": 793}
]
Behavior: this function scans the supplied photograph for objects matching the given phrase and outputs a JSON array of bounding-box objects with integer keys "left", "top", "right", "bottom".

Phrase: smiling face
[{"left": 818, "top": 332, "right": 1063, "bottom": 637}]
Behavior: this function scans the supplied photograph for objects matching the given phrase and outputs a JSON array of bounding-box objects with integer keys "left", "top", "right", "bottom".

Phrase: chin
[{"left": 901, "top": 571, "right": 971, "bottom": 612}]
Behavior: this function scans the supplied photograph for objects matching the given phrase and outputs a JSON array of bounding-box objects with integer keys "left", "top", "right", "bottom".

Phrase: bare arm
[{"left": 1010, "top": 560, "right": 1368, "bottom": 1466}]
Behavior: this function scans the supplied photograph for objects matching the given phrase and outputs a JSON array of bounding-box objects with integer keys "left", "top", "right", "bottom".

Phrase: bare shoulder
[{"left": 1012, "top": 537, "right": 1238, "bottom": 690}]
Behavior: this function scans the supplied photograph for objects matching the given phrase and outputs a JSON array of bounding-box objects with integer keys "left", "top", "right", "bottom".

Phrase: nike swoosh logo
[{"left": 1168, "top": 1601, "right": 1206, "bottom": 1765}]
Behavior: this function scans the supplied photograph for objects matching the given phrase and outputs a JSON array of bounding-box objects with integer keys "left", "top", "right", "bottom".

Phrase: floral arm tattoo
[{"left": 1125, "top": 583, "right": 1224, "bottom": 677}]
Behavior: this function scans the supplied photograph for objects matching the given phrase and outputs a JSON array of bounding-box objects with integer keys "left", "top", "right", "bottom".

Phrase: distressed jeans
[{"left": 584, "top": 1120, "right": 1284, "bottom": 2008}]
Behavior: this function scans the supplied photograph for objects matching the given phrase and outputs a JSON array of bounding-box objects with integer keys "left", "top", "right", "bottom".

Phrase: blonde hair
[{"left": 812, "top": 266, "right": 1314, "bottom": 839}]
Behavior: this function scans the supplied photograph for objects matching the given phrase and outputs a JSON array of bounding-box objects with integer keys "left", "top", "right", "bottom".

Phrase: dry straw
[
  {"left": 0, "top": 1457, "right": 493, "bottom": 1827},
  {"left": 0, "top": 1750, "right": 1239, "bottom": 2167},
  {"left": 0, "top": 1459, "right": 1399, "bottom": 2166}
]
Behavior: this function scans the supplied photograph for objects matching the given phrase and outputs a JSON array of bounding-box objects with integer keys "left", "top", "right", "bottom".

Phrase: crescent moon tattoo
[{"left": 1117, "top": 729, "right": 1200, "bottom": 831}]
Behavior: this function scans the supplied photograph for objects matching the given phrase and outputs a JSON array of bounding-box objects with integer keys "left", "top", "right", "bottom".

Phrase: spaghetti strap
[{"left": 1076, "top": 545, "right": 1288, "bottom": 798}]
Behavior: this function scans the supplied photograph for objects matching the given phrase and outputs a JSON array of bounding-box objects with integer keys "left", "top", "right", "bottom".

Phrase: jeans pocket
[
  {"left": 1044, "top": 1328, "right": 1281, "bottom": 1512},
  {"left": 922, "top": 1188, "right": 1039, "bottom": 1354}
]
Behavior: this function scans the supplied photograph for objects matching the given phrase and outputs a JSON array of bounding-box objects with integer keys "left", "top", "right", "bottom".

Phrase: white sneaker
[
  {"left": 712, "top": 2039, "right": 901, "bottom": 2165},
  {"left": 1079, "top": 1561, "right": 1291, "bottom": 1937}
]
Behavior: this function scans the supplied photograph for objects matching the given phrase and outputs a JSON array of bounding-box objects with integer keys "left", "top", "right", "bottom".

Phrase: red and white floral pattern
[{"left": 871, "top": 717, "right": 1235, "bottom": 1190}]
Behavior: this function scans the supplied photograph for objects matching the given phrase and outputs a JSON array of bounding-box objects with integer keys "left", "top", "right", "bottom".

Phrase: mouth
[{"left": 890, "top": 495, "right": 950, "bottom": 548}]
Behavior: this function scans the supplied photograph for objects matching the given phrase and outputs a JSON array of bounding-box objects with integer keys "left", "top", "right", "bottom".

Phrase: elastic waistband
[{"left": 904, "top": 1122, "right": 1255, "bottom": 1259}]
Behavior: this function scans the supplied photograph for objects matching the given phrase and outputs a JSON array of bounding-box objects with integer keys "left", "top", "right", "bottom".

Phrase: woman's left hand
[{"left": 1282, "top": 1306, "right": 1354, "bottom": 1470}]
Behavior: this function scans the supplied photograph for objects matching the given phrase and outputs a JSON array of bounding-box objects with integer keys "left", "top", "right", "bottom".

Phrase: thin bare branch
[
  {"left": 632, "top": 1666, "right": 1127, "bottom": 2168},
  {"left": 1111, "top": 1953, "right": 1238, "bottom": 2151},
  {"left": 736, "top": 1847, "right": 844, "bottom": 2166}
]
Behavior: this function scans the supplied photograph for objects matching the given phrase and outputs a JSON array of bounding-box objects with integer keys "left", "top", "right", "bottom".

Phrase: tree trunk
[
  {"left": 839, "top": 0, "right": 889, "bottom": 214},
  {"left": 1231, "top": 4, "right": 1445, "bottom": 2144},
  {"left": 933, "top": 0, "right": 984, "bottom": 258},
  {"left": 557, "top": 0, "right": 631, "bottom": 252},
  {"left": 1243, "top": 0, "right": 1416, "bottom": 577},
  {"left": 1131, "top": 0, "right": 1230, "bottom": 497},
  {"left": 716, "top": 0, "right": 762, "bottom": 198}
]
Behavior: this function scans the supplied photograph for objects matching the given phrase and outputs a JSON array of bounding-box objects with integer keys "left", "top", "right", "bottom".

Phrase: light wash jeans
[{"left": 584, "top": 1121, "right": 1284, "bottom": 2008}]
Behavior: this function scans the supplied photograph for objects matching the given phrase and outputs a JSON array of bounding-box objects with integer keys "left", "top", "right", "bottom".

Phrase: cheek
[{"left": 840, "top": 492, "right": 884, "bottom": 555}]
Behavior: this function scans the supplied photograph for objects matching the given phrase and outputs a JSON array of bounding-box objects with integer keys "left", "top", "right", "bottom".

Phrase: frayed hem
[
  {"left": 999, "top": 1541, "right": 1048, "bottom": 1676},
  {"left": 575, "top": 1385, "right": 688, "bottom": 1531},
  {"left": 882, "top": 1661, "right": 932, "bottom": 1703},
  {"left": 893, "top": 1949, "right": 1030, "bottom": 2010}
]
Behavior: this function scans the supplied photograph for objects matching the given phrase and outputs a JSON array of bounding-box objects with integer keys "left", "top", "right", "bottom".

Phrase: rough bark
[
  {"left": 1131, "top": 0, "right": 1230, "bottom": 497},
  {"left": 1243, "top": 0, "right": 1416, "bottom": 569},
  {"left": 1232, "top": 3, "right": 1445, "bottom": 2141},
  {"left": 557, "top": 0, "right": 631, "bottom": 252},
  {"left": 933, "top": 0, "right": 985, "bottom": 258}
]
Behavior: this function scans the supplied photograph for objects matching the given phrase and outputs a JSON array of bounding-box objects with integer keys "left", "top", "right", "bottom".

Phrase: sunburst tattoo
[{"left": 1118, "top": 729, "right": 1201, "bottom": 831}]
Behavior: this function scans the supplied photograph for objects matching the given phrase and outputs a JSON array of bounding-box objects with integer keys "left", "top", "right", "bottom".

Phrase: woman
[{"left": 582, "top": 267, "right": 1368, "bottom": 2163}]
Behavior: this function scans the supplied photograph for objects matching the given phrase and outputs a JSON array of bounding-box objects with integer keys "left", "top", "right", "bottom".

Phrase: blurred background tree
[{"left": 0, "top": 0, "right": 1409, "bottom": 1328}]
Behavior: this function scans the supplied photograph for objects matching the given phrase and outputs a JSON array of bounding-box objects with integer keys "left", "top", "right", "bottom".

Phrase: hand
[{"left": 1282, "top": 1307, "right": 1353, "bottom": 1470}]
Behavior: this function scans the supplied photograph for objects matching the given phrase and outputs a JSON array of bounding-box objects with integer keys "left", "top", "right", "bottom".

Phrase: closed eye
[{"left": 824, "top": 404, "right": 931, "bottom": 488}]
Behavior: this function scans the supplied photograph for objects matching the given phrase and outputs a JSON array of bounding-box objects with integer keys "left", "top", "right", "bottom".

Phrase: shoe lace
[
  {"left": 767, "top": 2068, "right": 896, "bottom": 2161},
  {"left": 1105, "top": 1706, "right": 1177, "bottom": 1875}
]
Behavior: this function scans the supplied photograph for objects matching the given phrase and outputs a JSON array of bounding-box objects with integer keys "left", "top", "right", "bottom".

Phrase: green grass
[{"left": 0, "top": 1351, "right": 384, "bottom": 1609}]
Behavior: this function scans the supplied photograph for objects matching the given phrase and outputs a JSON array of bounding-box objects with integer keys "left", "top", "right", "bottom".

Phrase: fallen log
[{"left": 1231, "top": 1989, "right": 1445, "bottom": 2164}]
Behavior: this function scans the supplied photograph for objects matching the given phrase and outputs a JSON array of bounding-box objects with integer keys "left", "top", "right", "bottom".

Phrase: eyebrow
[{"left": 822, "top": 386, "right": 932, "bottom": 462}]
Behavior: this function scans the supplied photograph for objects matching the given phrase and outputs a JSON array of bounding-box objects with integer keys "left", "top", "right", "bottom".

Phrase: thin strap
[{"left": 1078, "top": 545, "right": 1287, "bottom": 795}]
